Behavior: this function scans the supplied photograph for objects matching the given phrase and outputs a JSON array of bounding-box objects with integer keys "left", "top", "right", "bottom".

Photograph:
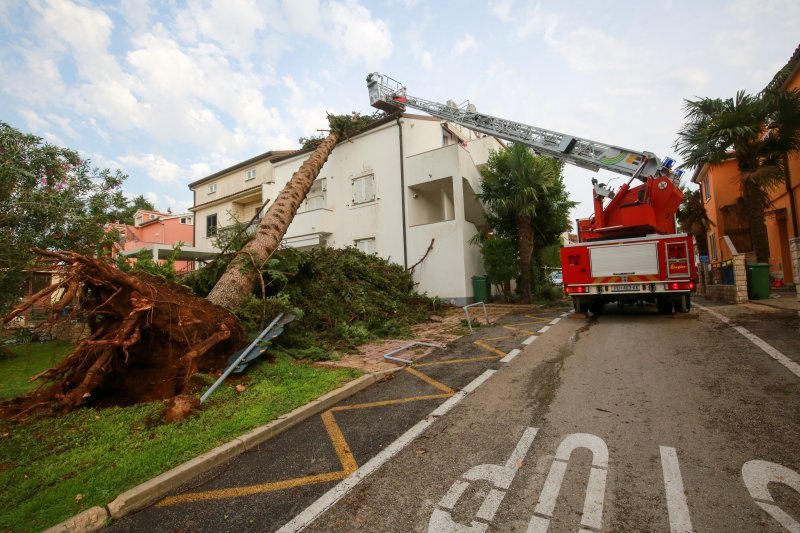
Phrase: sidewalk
[{"left": 748, "top": 286, "right": 800, "bottom": 313}]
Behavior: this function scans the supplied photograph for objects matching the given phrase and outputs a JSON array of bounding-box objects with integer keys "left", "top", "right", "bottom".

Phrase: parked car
[{"left": 549, "top": 270, "right": 563, "bottom": 286}]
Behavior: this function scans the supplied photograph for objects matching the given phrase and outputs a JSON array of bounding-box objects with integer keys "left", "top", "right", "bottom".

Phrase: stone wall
[{"left": 701, "top": 254, "right": 749, "bottom": 304}]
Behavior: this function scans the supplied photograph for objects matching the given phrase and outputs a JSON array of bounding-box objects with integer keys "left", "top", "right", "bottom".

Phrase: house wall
[
  {"left": 699, "top": 160, "right": 741, "bottom": 262},
  {"left": 766, "top": 64, "right": 800, "bottom": 284}
]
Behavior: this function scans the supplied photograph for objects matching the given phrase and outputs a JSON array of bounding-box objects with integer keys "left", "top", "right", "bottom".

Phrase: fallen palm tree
[{"left": 0, "top": 112, "right": 386, "bottom": 421}]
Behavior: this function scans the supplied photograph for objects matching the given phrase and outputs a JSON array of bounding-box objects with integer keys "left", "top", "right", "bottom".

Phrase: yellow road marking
[
  {"left": 485, "top": 335, "right": 516, "bottom": 341},
  {"left": 330, "top": 393, "right": 451, "bottom": 411},
  {"left": 502, "top": 325, "right": 535, "bottom": 335},
  {"left": 156, "top": 470, "right": 349, "bottom": 507},
  {"left": 524, "top": 315, "right": 551, "bottom": 322},
  {"left": 321, "top": 410, "right": 359, "bottom": 474},
  {"left": 415, "top": 355, "right": 499, "bottom": 368},
  {"left": 404, "top": 366, "right": 456, "bottom": 394},
  {"left": 473, "top": 340, "right": 506, "bottom": 358},
  {"left": 155, "top": 359, "right": 492, "bottom": 507}
]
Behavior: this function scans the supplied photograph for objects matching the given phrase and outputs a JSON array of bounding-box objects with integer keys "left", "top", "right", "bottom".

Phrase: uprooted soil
[{"left": 0, "top": 249, "right": 242, "bottom": 421}]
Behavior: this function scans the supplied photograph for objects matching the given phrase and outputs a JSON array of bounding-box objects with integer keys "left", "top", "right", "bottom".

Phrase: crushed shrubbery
[{"left": 185, "top": 246, "right": 434, "bottom": 356}]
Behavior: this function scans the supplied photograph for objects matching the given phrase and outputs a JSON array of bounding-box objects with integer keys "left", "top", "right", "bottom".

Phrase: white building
[{"left": 188, "top": 113, "right": 503, "bottom": 304}]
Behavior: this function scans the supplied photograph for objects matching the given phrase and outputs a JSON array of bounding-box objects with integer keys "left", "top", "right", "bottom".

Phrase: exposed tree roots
[{"left": 1, "top": 249, "right": 243, "bottom": 421}]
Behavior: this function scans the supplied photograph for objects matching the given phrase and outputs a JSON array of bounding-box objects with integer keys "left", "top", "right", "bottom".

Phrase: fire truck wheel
[
  {"left": 675, "top": 294, "right": 691, "bottom": 313},
  {"left": 656, "top": 298, "right": 673, "bottom": 314}
]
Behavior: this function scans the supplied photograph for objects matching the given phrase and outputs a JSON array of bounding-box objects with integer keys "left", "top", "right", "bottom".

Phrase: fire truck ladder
[{"left": 366, "top": 72, "right": 663, "bottom": 181}]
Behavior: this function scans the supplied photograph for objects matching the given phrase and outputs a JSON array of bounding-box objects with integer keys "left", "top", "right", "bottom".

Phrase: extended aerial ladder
[{"left": 366, "top": 72, "right": 685, "bottom": 241}]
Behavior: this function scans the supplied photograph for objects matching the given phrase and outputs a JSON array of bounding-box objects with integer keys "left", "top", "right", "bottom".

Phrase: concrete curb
[{"left": 45, "top": 369, "right": 396, "bottom": 531}]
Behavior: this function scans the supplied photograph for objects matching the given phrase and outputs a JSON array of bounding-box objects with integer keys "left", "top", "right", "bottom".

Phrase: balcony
[{"left": 286, "top": 208, "right": 335, "bottom": 240}]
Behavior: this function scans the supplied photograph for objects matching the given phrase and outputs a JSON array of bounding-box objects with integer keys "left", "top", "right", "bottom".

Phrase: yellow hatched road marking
[
  {"left": 321, "top": 410, "right": 359, "bottom": 474},
  {"left": 502, "top": 325, "right": 535, "bottom": 335},
  {"left": 415, "top": 355, "right": 499, "bottom": 368},
  {"left": 485, "top": 334, "right": 516, "bottom": 341},
  {"left": 473, "top": 340, "right": 506, "bottom": 358},
  {"left": 155, "top": 351, "right": 514, "bottom": 507},
  {"left": 404, "top": 366, "right": 456, "bottom": 394},
  {"left": 330, "top": 393, "right": 451, "bottom": 411},
  {"left": 156, "top": 470, "right": 349, "bottom": 507},
  {"left": 524, "top": 315, "right": 551, "bottom": 322}
]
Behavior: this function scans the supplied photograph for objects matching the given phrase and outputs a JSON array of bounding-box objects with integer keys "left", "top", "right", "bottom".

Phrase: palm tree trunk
[
  {"left": 784, "top": 153, "right": 799, "bottom": 238},
  {"left": 517, "top": 214, "right": 534, "bottom": 304},
  {"left": 207, "top": 132, "right": 339, "bottom": 309},
  {"left": 742, "top": 180, "right": 770, "bottom": 263}
]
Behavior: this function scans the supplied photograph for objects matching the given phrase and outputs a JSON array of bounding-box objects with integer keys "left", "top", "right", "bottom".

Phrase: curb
[{"left": 45, "top": 369, "right": 397, "bottom": 532}]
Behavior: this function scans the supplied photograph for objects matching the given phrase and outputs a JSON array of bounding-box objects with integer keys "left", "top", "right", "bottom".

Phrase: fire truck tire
[
  {"left": 573, "top": 298, "right": 589, "bottom": 313},
  {"left": 675, "top": 294, "right": 691, "bottom": 313},
  {"left": 656, "top": 298, "right": 673, "bottom": 314}
]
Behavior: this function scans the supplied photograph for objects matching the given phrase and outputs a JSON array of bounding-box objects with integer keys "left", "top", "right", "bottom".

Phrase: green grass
[
  {"left": 0, "top": 345, "right": 361, "bottom": 532},
  {"left": 0, "top": 341, "right": 73, "bottom": 400}
]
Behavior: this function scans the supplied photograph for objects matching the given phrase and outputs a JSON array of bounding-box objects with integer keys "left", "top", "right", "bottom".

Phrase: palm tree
[
  {"left": 763, "top": 88, "right": 800, "bottom": 238},
  {"left": 675, "top": 91, "right": 780, "bottom": 263},
  {"left": 677, "top": 187, "right": 714, "bottom": 256},
  {"left": 206, "top": 132, "right": 339, "bottom": 309},
  {"left": 479, "top": 144, "right": 559, "bottom": 304}
]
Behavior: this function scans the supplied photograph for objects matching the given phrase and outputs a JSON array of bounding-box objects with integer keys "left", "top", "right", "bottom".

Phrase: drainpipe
[{"left": 397, "top": 115, "right": 408, "bottom": 269}]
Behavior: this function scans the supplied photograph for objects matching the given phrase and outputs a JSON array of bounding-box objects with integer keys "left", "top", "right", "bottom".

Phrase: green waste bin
[
  {"left": 746, "top": 262, "right": 770, "bottom": 300},
  {"left": 472, "top": 275, "right": 491, "bottom": 303}
]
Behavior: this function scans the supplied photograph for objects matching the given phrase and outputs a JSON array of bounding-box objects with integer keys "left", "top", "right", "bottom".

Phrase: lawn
[{"left": 0, "top": 342, "right": 361, "bottom": 532}]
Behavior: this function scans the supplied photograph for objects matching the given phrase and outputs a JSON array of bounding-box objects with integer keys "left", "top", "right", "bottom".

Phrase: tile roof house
[{"left": 188, "top": 113, "right": 504, "bottom": 304}]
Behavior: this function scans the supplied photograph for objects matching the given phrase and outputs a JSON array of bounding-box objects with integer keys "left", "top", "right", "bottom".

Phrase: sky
[{"left": 1, "top": 0, "right": 798, "bottom": 223}]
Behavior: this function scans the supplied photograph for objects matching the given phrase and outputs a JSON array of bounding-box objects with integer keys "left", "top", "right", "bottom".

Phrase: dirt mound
[{"left": 1, "top": 249, "right": 242, "bottom": 420}]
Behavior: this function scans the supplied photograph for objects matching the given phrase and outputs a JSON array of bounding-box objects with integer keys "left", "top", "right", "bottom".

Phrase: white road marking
[
  {"left": 500, "top": 349, "right": 521, "bottom": 363},
  {"left": 560, "top": 312, "right": 569, "bottom": 317},
  {"left": 528, "top": 433, "right": 609, "bottom": 532},
  {"left": 430, "top": 427, "right": 539, "bottom": 533},
  {"left": 538, "top": 325, "right": 551, "bottom": 333},
  {"left": 549, "top": 318, "right": 562, "bottom": 325},
  {"left": 660, "top": 446, "right": 694, "bottom": 533},
  {"left": 523, "top": 335, "right": 538, "bottom": 345},
  {"left": 278, "top": 370, "right": 497, "bottom": 533},
  {"left": 742, "top": 460, "right": 800, "bottom": 532},
  {"left": 696, "top": 304, "right": 800, "bottom": 379}
]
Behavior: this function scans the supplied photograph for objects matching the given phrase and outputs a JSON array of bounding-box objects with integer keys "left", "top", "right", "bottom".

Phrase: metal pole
[
  {"left": 383, "top": 341, "right": 445, "bottom": 365},
  {"left": 200, "top": 313, "right": 284, "bottom": 403}
]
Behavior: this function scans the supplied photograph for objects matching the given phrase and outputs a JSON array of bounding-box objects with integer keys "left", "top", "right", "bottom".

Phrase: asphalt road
[
  {"left": 296, "top": 300, "right": 800, "bottom": 532},
  {"left": 107, "top": 299, "right": 800, "bottom": 532}
]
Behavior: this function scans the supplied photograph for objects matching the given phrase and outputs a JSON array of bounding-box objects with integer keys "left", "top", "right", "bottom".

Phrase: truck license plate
[{"left": 611, "top": 284, "right": 639, "bottom": 292}]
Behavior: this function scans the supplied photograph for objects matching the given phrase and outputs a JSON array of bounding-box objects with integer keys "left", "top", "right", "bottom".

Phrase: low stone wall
[{"left": 698, "top": 254, "right": 748, "bottom": 304}]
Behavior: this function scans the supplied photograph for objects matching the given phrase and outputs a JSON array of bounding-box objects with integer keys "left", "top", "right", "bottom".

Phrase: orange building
[
  {"left": 108, "top": 209, "right": 197, "bottom": 273},
  {"left": 692, "top": 45, "right": 800, "bottom": 287}
]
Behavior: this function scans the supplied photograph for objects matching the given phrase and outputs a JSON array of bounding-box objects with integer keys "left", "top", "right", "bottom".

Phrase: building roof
[
  {"left": 764, "top": 43, "right": 800, "bottom": 91},
  {"left": 187, "top": 150, "right": 295, "bottom": 189}
]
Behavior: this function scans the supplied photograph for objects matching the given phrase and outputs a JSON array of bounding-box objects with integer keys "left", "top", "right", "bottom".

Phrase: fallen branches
[{"left": 1, "top": 250, "right": 242, "bottom": 420}]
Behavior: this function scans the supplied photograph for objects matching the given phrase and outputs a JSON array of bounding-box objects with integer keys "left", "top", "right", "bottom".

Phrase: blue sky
[{"left": 1, "top": 0, "right": 798, "bottom": 221}]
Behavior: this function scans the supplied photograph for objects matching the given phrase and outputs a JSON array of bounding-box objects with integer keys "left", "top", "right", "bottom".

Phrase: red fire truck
[{"left": 366, "top": 73, "right": 696, "bottom": 314}]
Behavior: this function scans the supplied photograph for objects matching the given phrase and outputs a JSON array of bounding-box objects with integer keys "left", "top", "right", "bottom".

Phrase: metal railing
[{"left": 463, "top": 302, "right": 490, "bottom": 334}]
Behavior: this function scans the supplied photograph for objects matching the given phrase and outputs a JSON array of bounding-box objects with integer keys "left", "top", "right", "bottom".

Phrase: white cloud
[
  {"left": 144, "top": 191, "right": 159, "bottom": 207},
  {"left": 452, "top": 34, "right": 478, "bottom": 56},
  {"left": 671, "top": 68, "right": 711, "bottom": 90},
  {"left": 546, "top": 27, "right": 633, "bottom": 72},
  {"left": 488, "top": 0, "right": 514, "bottom": 22},
  {"left": 179, "top": 0, "right": 266, "bottom": 60},
  {"left": 119, "top": 153, "right": 184, "bottom": 185},
  {"left": 163, "top": 195, "right": 193, "bottom": 214},
  {"left": 328, "top": 0, "right": 393, "bottom": 65}
]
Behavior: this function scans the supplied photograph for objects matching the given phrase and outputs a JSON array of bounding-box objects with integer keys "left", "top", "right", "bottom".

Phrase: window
[
  {"left": 245, "top": 168, "right": 257, "bottom": 181},
  {"left": 206, "top": 214, "right": 218, "bottom": 237},
  {"left": 303, "top": 178, "right": 327, "bottom": 211},
  {"left": 352, "top": 174, "right": 375, "bottom": 205},
  {"left": 354, "top": 237, "right": 376, "bottom": 255},
  {"left": 180, "top": 217, "right": 193, "bottom": 225},
  {"left": 703, "top": 175, "right": 710, "bottom": 201},
  {"left": 709, "top": 233, "right": 717, "bottom": 260},
  {"left": 208, "top": 183, "right": 217, "bottom": 194}
]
